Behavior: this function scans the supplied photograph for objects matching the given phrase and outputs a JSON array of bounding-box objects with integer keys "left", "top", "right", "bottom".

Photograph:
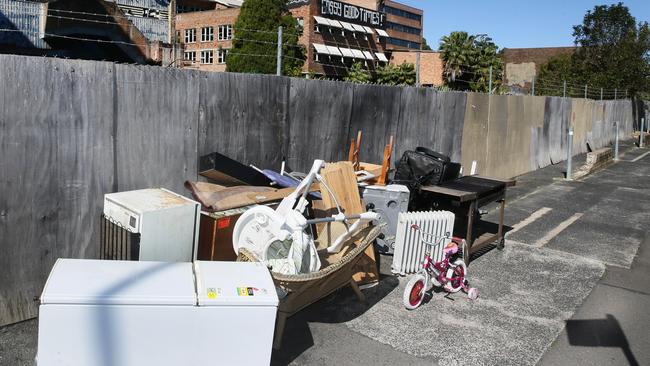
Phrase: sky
[{"left": 396, "top": 0, "right": 650, "bottom": 50}]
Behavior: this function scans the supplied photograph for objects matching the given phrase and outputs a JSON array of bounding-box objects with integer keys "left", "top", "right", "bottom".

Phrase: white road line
[
  {"left": 506, "top": 207, "right": 552, "bottom": 237},
  {"left": 534, "top": 213, "right": 584, "bottom": 247},
  {"left": 631, "top": 150, "right": 650, "bottom": 162}
]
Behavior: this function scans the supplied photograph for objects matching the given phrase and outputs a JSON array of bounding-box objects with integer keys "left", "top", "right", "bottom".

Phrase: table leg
[
  {"left": 497, "top": 199, "right": 506, "bottom": 249},
  {"left": 465, "top": 201, "right": 476, "bottom": 265}
]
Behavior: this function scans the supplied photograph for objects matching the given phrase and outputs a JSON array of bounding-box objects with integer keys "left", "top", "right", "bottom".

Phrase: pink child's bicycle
[{"left": 403, "top": 224, "right": 479, "bottom": 310}]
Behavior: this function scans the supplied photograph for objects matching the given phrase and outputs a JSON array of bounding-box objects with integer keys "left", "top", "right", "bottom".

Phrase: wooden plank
[
  {"left": 318, "top": 162, "right": 378, "bottom": 285},
  {"left": 420, "top": 185, "right": 478, "bottom": 202}
]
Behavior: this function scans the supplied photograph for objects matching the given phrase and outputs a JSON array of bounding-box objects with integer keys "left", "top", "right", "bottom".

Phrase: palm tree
[{"left": 439, "top": 31, "right": 475, "bottom": 87}]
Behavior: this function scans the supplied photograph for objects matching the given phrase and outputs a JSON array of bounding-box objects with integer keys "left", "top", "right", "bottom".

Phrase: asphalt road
[{"left": 1, "top": 141, "right": 648, "bottom": 366}]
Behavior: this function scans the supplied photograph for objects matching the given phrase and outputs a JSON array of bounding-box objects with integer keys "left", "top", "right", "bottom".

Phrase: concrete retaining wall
[{"left": 0, "top": 54, "right": 637, "bottom": 325}]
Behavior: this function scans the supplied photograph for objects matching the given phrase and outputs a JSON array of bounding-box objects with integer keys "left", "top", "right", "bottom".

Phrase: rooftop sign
[{"left": 319, "top": 0, "right": 385, "bottom": 28}]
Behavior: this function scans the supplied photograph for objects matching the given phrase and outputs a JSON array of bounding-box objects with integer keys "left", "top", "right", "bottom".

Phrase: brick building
[
  {"left": 175, "top": 6, "right": 239, "bottom": 71},
  {"left": 174, "top": 0, "right": 422, "bottom": 78},
  {"left": 502, "top": 46, "right": 576, "bottom": 89},
  {"left": 390, "top": 50, "right": 443, "bottom": 86}
]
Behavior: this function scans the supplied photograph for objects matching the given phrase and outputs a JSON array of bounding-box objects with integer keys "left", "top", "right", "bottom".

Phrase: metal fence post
[
  {"left": 641, "top": 118, "right": 646, "bottom": 148},
  {"left": 488, "top": 66, "right": 493, "bottom": 94},
  {"left": 614, "top": 88, "right": 617, "bottom": 99},
  {"left": 276, "top": 26, "right": 283, "bottom": 76},
  {"left": 600, "top": 88, "right": 603, "bottom": 100},
  {"left": 584, "top": 85, "right": 587, "bottom": 99},
  {"left": 532, "top": 77, "right": 535, "bottom": 96},
  {"left": 614, "top": 121, "right": 619, "bottom": 161},
  {"left": 563, "top": 80, "right": 567, "bottom": 97},
  {"left": 566, "top": 127, "right": 574, "bottom": 180}
]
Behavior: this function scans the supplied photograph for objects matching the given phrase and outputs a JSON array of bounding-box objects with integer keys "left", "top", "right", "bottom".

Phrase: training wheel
[{"left": 467, "top": 287, "right": 479, "bottom": 300}]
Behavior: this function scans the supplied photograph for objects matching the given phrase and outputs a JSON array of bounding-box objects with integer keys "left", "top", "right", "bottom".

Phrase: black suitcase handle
[{"left": 415, "top": 147, "right": 450, "bottom": 163}]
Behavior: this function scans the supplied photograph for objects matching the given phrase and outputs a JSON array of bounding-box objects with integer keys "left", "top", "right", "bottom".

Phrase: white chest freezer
[{"left": 38, "top": 259, "right": 278, "bottom": 366}]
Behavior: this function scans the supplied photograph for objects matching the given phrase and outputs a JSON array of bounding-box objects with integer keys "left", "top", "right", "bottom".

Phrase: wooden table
[{"left": 421, "top": 175, "right": 516, "bottom": 264}]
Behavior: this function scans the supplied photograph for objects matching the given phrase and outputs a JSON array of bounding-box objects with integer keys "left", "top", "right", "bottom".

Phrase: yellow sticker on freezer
[{"left": 207, "top": 287, "right": 217, "bottom": 299}]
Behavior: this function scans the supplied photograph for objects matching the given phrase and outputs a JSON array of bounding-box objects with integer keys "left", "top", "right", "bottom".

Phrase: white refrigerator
[{"left": 38, "top": 259, "right": 278, "bottom": 366}]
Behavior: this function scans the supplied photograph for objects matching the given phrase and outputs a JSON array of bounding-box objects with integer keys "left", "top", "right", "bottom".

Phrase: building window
[
  {"left": 314, "top": 24, "right": 320, "bottom": 33},
  {"left": 380, "top": 5, "right": 422, "bottom": 22},
  {"left": 387, "top": 37, "right": 421, "bottom": 50},
  {"left": 185, "top": 29, "right": 196, "bottom": 43},
  {"left": 313, "top": 51, "right": 319, "bottom": 62},
  {"left": 184, "top": 51, "right": 196, "bottom": 62},
  {"left": 201, "top": 27, "right": 214, "bottom": 42},
  {"left": 385, "top": 21, "right": 421, "bottom": 36},
  {"left": 217, "top": 49, "right": 228, "bottom": 64},
  {"left": 201, "top": 50, "right": 213, "bottom": 64},
  {"left": 218, "top": 25, "right": 233, "bottom": 40}
]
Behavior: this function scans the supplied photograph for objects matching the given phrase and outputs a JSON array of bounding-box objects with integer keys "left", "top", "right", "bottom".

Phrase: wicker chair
[{"left": 237, "top": 225, "right": 382, "bottom": 349}]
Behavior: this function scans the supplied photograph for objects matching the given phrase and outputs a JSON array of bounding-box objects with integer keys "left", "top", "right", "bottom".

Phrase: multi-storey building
[
  {"left": 175, "top": 0, "right": 422, "bottom": 78},
  {"left": 175, "top": 6, "right": 239, "bottom": 71},
  {"left": 379, "top": 0, "right": 423, "bottom": 51}
]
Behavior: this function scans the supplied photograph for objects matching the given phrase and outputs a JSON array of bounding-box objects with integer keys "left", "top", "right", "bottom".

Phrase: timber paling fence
[{"left": 0, "top": 54, "right": 641, "bottom": 326}]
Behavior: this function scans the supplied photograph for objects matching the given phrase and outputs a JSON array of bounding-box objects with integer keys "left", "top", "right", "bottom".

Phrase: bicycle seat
[{"left": 443, "top": 242, "right": 458, "bottom": 255}]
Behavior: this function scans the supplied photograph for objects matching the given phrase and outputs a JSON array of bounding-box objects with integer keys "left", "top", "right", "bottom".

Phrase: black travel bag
[{"left": 392, "top": 147, "right": 460, "bottom": 209}]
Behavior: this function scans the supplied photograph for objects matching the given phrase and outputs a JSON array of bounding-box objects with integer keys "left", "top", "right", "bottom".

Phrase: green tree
[
  {"left": 439, "top": 32, "right": 503, "bottom": 92},
  {"left": 571, "top": 2, "right": 650, "bottom": 96},
  {"left": 375, "top": 63, "right": 416, "bottom": 86},
  {"left": 226, "top": 0, "right": 305, "bottom": 75},
  {"left": 439, "top": 31, "right": 475, "bottom": 89},
  {"left": 421, "top": 37, "right": 432, "bottom": 51},
  {"left": 469, "top": 35, "right": 503, "bottom": 93},
  {"left": 344, "top": 62, "right": 372, "bottom": 83},
  {"left": 536, "top": 54, "right": 576, "bottom": 97}
]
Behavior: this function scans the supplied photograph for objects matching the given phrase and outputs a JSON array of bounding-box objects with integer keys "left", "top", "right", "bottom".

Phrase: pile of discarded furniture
[{"left": 37, "top": 131, "right": 515, "bottom": 365}]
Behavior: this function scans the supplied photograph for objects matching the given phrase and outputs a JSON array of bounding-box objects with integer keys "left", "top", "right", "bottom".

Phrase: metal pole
[
  {"left": 563, "top": 80, "right": 566, "bottom": 97},
  {"left": 276, "top": 26, "right": 283, "bottom": 76},
  {"left": 625, "top": 89, "right": 628, "bottom": 99},
  {"left": 415, "top": 51, "right": 421, "bottom": 87},
  {"left": 614, "top": 88, "right": 617, "bottom": 99},
  {"left": 641, "top": 118, "right": 645, "bottom": 148},
  {"left": 532, "top": 77, "right": 535, "bottom": 96},
  {"left": 488, "top": 66, "right": 493, "bottom": 94},
  {"left": 614, "top": 121, "right": 619, "bottom": 161},
  {"left": 600, "top": 88, "right": 603, "bottom": 100},
  {"left": 566, "top": 127, "right": 574, "bottom": 180},
  {"left": 584, "top": 84, "right": 587, "bottom": 99}
]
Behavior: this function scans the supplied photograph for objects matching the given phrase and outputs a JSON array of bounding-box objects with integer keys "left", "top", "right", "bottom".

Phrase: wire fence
[{"left": 0, "top": 4, "right": 635, "bottom": 99}]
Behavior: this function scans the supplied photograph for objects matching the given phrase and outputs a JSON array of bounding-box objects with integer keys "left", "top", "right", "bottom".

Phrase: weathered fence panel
[
  {"left": 287, "top": 78, "right": 354, "bottom": 171},
  {"left": 198, "top": 72, "right": 290, "bottom": 171},
  {"left": 115, "top": 65, "right": 200, "bottom": 194}
]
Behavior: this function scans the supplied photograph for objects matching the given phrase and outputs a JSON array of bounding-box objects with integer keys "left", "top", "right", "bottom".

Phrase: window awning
[
  {"left": 350, "top": 49, "right": 365, "bottom": 59},
  {"left": 313, "top": 43, "right": 329, "bottom": 54},
  {"left": 375, "top": 52, "right": 389, "bottom": 62},
  {"left": 351, "top": 24, "right": 366, "bottom": 33},
  {"left": 376, "top": 29, "right": 390, "bottom": 37},
  {"left": 362, "top": 51, "right": 375, "bottom": 60},
  {"left": 313, "top": 16, "right": 330, "bottom": 25},
  {"left": 339, "top": 47, "right": 355, "bottom": 58},
  {"left": 362, "top": 26, "right": 375, "bottom": 34},
  {"left": 326, "top": 45, "right": 342, "bottom": 56},
  {"left": 340, "top": 21, "right": 356, "bottom": 32},
  {"left": 314, "top": 43, "right": 342, "bottom": 56},
  {"left": 327, "top": 19, "right": 343, "bottom": 28}
]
